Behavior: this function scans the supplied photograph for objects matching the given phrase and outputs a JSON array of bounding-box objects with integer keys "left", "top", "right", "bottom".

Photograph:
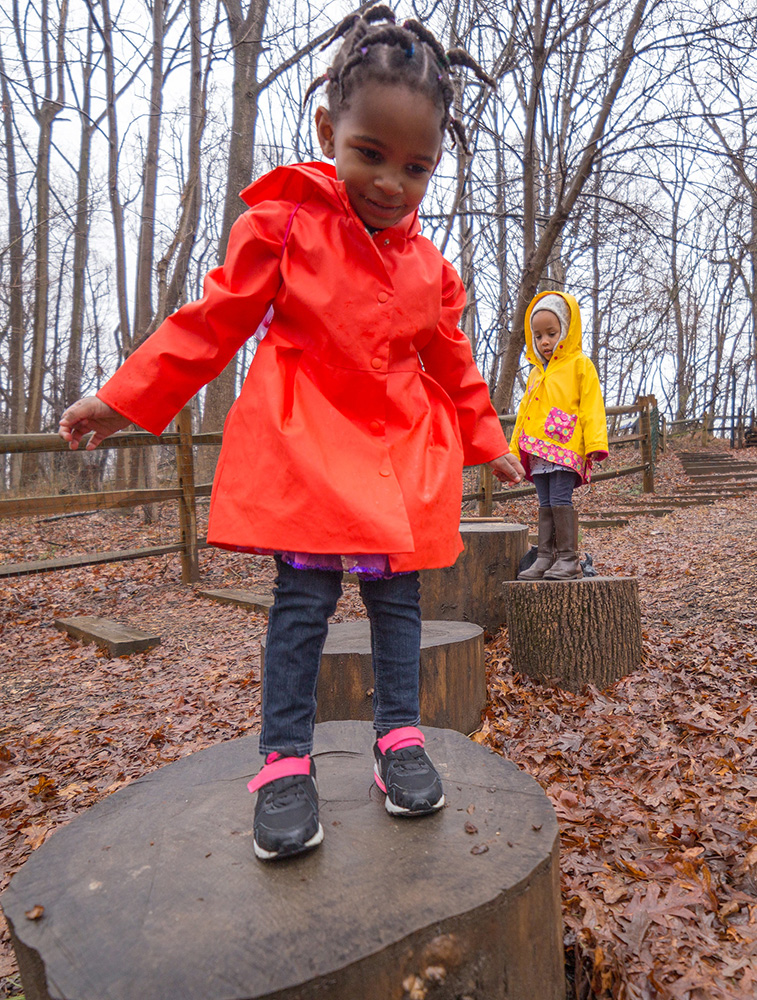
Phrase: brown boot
[
  {"left": 518, "top": 507, "right": 555, "bottom": 579},
  {"left": 543, "top": 506, "right": 582, "bottom": 580}
]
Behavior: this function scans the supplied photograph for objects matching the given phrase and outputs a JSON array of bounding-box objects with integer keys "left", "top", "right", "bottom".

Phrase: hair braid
[{"left": 306, "top": 7, "right": 494, "bottom": 154}]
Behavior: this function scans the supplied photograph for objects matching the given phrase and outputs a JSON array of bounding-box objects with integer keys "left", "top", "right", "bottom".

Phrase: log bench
[
  {"left": 420, "top": 522, "right": 528, "bottom": 634},
  {"left": 261, "top": 619, "right": 485, "bottom": 735},
  {"left": 503, "top": 576, "right": 642, "bottom": 691},
  {"left": 2, "top": 721, "right": 565, "bottom": 1000}
]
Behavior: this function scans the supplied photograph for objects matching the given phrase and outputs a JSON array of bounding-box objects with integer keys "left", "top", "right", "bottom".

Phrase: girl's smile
[{"left": 315, "top": 82, "right": 443, "bottom": 231}]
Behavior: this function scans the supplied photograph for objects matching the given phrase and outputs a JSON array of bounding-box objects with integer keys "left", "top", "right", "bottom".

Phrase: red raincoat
[{"left": 98, "top": 162, "right": 509, "bottom": 572}]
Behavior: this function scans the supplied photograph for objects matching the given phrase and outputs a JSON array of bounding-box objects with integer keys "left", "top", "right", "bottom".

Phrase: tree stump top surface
[
  {"left": 3, "top": 722, "right": 558, "bottom": 1000},
  {"left": 311, "top": 619, "right": 482, "bottom": 656}
]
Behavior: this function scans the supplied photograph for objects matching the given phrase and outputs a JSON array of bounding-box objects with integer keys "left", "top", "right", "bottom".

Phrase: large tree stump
[
  {"left": 420, "top": 522, "right": 528, "bottom": 633},
  {"left": 261, "top": 620, "right": 485, "bottom": 735},
  {"left": 2, "top": 722, "right": 565, "bottom": 1000},
  {"left": 503, "top": 576, "right": 642, "bottom": 691}
]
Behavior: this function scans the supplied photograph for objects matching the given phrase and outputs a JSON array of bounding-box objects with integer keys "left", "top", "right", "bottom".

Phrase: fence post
[
  {"left": 701, "top": 409, "right": 709, "bottom": 446},
  {"left": 478, "top": 464, "right": 493, "bottom": 517},
  {"left": 660, "top": 413, "right": 667, "bottom": 453},
  {"left": 175, "top": 407, "right": 200, "bottom": 583},
  {"left": 638, "top": 396, "right": 654, "bottom": 494}
]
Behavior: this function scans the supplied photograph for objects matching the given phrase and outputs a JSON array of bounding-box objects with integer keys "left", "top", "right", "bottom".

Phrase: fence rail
[
  {"left": 0, "top": 408, "right": 217, "bottom": 583},
  {"left": 0, "top": 392, "right": 743, "bottom": 580}
]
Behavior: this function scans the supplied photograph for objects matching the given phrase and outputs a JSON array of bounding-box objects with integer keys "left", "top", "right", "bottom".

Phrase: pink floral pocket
[{"left": 544, "top": 407, "right": 577, "bottom": 443}]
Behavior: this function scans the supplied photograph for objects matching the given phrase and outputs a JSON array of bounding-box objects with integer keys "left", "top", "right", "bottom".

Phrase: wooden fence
[
  {"left": 0, "top": 409, "right": 219, "bottom": 583},
  {"left": 0, "top": 393, "right": 665, "bottom": 580},
  {"left": 667, "top": 408, "right": 753, "bottom": 449}
]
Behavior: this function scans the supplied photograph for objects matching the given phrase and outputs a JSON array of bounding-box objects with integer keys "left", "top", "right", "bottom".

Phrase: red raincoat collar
[{"left": 240, "top": 160, "right": 422, "bottom": 241}]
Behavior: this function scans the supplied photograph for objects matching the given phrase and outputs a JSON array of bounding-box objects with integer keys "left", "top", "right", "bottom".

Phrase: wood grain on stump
[
  {"left": 420, "top": 523, "right": 528, "bottom": 633},
  {"left": 503, "top": 576, "right": 642, "bottom": 691},
  {"left": 261, "top": 620, "right": 485, "bottom": 735},
  {"left": 2, "top": 722, "right": 565, "bottom": 1000}
]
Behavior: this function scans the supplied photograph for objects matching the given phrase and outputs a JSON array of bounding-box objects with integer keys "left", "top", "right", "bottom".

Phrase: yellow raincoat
[{"left": 510, "top": 291, "right": 608, "bottom": 483}]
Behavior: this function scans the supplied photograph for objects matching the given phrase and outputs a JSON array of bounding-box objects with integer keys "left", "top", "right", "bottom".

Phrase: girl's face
[
  {"left": 315, "top": 82, "right": 443, "bottom": 231},
  {"left": 531, "top": 310, "right": 563, "bottom": 361}
]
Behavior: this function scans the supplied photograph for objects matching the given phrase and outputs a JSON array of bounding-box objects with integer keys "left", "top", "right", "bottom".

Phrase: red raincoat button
[
  {"left": 379, "top": 466, "right": 391, "bottom": 477},
  {"left": 377, "top": 290, "right": 389, "bottom": 303},
  {"left": 371, "top": 357, "right": 382, "bottom": 369},
  {"left": 370, "top": 420, "right": 382, "bottom": 434}
]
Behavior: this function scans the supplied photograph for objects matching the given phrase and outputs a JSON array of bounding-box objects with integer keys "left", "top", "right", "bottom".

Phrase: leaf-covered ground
[{"left": 1, "top": 440, "right": 756, "bottom": 999}]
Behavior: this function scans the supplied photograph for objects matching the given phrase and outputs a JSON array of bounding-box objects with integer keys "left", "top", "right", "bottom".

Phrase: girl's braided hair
[{"left": 304, "top": 6, "right": 494, "bottom": 154}]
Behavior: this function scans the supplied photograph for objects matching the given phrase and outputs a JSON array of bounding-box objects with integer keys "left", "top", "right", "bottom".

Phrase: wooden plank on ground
[
  {"left": 578, "top": 517, "right": 629, "bottom": 528},
  {"left": 198, "top": 588, "right": 274, "bottom": 614},
  {"left": 598, "top": 508, "right": 673, "bottom": 517},
  {"left": 54, "top": 615, "right": 161, "bottom": 656}
]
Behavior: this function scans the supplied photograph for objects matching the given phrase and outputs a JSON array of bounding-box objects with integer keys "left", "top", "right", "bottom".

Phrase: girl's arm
[
  {"left": 508, "top": 376, "right": 534, "bottom": 465},
  {"left": 579, "top": 360, "right": 609, "bottom": 461},
  {"left": 418, "top": 260, "right": 509, "bottom": 466},
  {"left": 93, "top": 205, "right": 287, "bottom": 436},
  {"left": 490, "top": 453, "right": 524, "bottom": 483}
]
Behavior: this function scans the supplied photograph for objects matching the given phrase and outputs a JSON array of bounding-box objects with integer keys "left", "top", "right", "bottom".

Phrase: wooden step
[
  {"left": 54, "top": 615, "right": 161, "bottom": 657},
  {"left": 198, "top": 588, "right": 274, "bottom": 614}
]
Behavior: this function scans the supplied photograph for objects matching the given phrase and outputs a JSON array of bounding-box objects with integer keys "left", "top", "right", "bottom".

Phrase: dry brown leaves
[
  {"left": 1, "top": 440, "right": 757, "bottom": 998},
  {"left": 478, "top": 442, "right": 757, "bottom": 999}
]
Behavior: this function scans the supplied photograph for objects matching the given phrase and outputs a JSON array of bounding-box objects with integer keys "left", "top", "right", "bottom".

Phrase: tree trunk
[
  {"left": 0, "top": 36, "right": 27, "bottom": 488},
  {"left": 492, "top": 0, "right": 652, "bottom": 412},
  {"left": 99, "top": 0, "right": 132, "bottom": 358},
  {"left": 64, "top": 16, "right": 95, "bottom": 409},
  {"left": 503, "top": 576, "right": 642, "bottom": 691},
  {"left": 199, "top": 0, "right": 270, "bottom": 444}
]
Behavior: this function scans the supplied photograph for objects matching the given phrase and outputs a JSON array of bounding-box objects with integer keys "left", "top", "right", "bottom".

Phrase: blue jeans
[
  {"left": 533, "top": 469, "right": 580, "bottom": 507},
  {"left": 259, "top": 556, "right": 422, "bottom": 756}
]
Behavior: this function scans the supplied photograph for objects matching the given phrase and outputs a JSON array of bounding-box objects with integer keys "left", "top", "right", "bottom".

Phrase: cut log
[
  {"left": 2, "top": 721, "right": 565, "bottom": 1000},
  {"left": 199, "top": 588, "right": 273, "bottom": 614},
  {"left": 261, "top": 619, "right": 485, "bottom": 735},
  {"left": 54, "top": 615, "right": 161, "bottom": 656},
  {"left": 420, "top": 522, "right": 528, "bottom": 633},
  {"left": 503, "top": 576, "right": 642, "bottom": 691}
]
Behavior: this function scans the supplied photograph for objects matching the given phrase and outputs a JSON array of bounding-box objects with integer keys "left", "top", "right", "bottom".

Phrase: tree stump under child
[
  {"left": 420, "top": 522, "right": 529, "bottom": 633},
  {"left": 502, "top": 576, "right": 642, "bottom": 691},
  {"left": 261, "top": 619, "right": 485, "bottom": 735},
  {"left": 2, "top": 722, "right": 565, "bottom": 1000}
]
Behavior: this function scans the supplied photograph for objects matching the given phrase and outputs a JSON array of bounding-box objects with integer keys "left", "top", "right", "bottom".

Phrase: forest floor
[{"left": 1, "top": 438, "right": 757, "bottom": 999}]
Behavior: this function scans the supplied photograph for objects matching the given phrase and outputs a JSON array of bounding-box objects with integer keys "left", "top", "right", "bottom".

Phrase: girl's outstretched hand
[
  {"left": 59, "top": 397, "right": 132, "bottom": 451},
  {"left": 489, "top": 453, "right": 525, "bottom": 485}
]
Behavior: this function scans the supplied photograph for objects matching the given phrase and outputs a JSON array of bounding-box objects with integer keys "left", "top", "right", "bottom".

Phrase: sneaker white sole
[
  {"left": 384, "top": 793, "right": 445, "bottom": 816},
  {"left": 253, "top": 823, "right": 324, "bottom": 861}
]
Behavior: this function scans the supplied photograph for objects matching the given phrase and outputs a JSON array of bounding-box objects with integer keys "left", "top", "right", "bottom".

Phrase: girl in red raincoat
[{"left": 59, "top": 8, "right": 524, "bottom": 861}]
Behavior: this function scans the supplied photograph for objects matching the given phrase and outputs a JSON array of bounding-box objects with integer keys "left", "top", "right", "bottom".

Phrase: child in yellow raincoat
[{"left": 510, "top": 292, "right": 608, "bottom": 580}]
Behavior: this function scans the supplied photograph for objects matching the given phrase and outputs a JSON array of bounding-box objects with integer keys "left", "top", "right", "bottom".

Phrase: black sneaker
[
  {"left": 248, "top": 750, "right": 324, "bottom": 861},
  {"left": 373, "top": 727, "right": 445, "bottom": 816}
]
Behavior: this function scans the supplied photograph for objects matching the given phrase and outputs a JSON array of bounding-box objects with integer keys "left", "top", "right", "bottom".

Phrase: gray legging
[{"left": 532, "top": 469, "right": 580, "bottom": 507}]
